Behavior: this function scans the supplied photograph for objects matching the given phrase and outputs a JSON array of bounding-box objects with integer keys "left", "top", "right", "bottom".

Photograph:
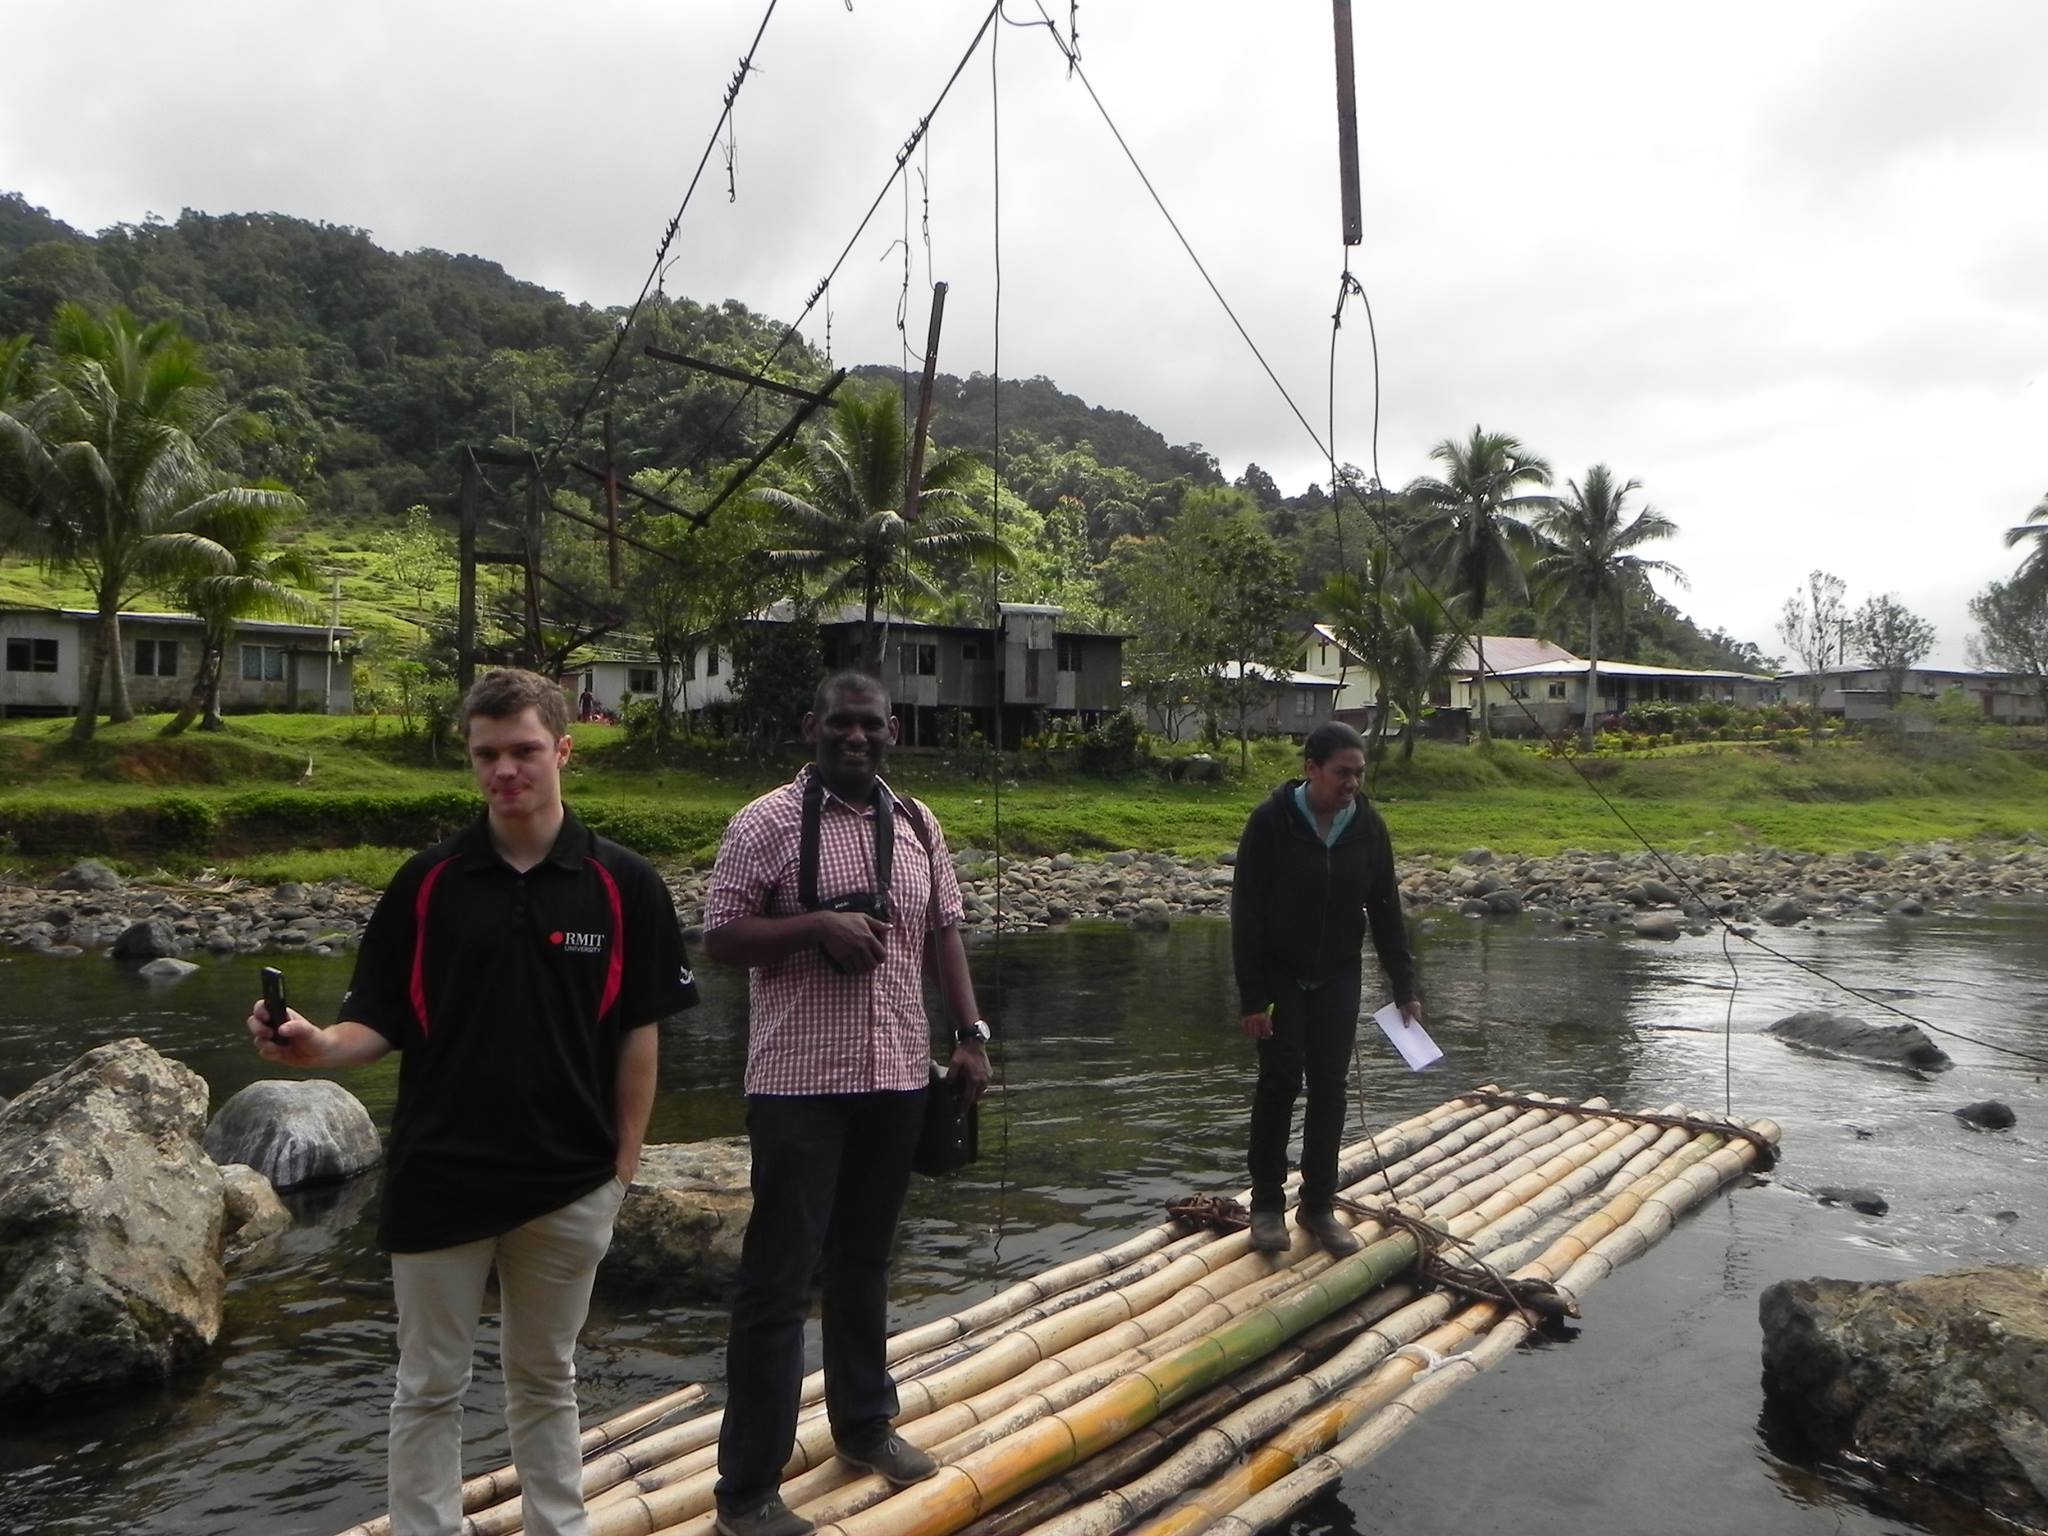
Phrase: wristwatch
[{"left": 955, "top": 1019, "right": 992, "bottom": 1047}]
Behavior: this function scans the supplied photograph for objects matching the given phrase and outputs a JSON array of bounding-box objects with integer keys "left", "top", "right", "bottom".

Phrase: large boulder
[
  {"left": 0, "top": 1038, "right": 225, "bottom": 1402},
  {"left": 51, "top": 860, "right": 122, "bottom": 893},
  {"left": 1761, "top": 1266, "right": 2048, "bottom": 1528},
  {"left": 202, "top": 1080, "right": 381, "bottom": 1190},
  {"left": 110, "top": 918, "right": 179, "bottom": 960},
  {"left": 1764, "top": 1010, "right": 1952, "bottom": 1073},
  {"left": 603, "top": 1138, "right": 753, "bottom": 1296},
  {"left": 218, "top": 1163, "right": 292, "bottom": 1271}
]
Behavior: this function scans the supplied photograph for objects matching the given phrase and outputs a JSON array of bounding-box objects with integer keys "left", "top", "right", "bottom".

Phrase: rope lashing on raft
[
  {"left": 1332, "top": 1195, "right": 1576, "bottom": 1329},
  {"left": 1165, "top": 1194, "right": 1251, "bottom": 1232},
  {"left": 1457, "top": 1089, "right": 1780, "bottom": 1169}
]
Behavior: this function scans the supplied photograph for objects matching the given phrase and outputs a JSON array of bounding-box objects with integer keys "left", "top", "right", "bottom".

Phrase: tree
[
  {"left": 1777, "top": 569, "right": 1849, "bottom": 737},
  {"left": 161, "top": 499, "right": 321, "bottom": 733},
  {"left": 1847, "top": 593, "right": 1937, "bottom": 707},
  {"left": 1384, "top": 580, "right": 1467, "bottom": 763},
  {"left": 374, "top": 504, "right": 454, "bottom": 624},
  {"left": 1322, "top": 548, "right": 1405, "bottom": 761},
  {"left": 1968, "top": 577, "right": 2048, "bottom": 711},
  {"left": 627, "top": 493, "right": 774, "bottom": 742},
  {"left": 1176, "top": 491, "right": 1296, "bottom": 773},
  {"left": 752, "top": 390, "right": 1011, "bottom": 670},
  {"left": 1405, "top": 425, "right": 1553, "bottom": 743},
  {"left": 730, "top": 606, "right": 824, "bottom": 741},
  {"left": 0, "top": 305, "right": 298, "bottom": 741},
  {"left": 2006, "top": 492, "right": 2048, "bottom": 589},
  {"left": 1529, "top": 465, "right": 1685, "bottom": 748}
]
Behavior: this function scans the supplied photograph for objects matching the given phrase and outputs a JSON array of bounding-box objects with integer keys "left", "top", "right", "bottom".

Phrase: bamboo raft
[{"left": 336, "top": 1086, "right": 1780, "bottom": 1536}]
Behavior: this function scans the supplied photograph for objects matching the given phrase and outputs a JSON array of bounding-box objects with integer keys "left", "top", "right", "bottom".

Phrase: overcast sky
[{"left": 5, "top": 0, "right": 2044, "bottom": 664}]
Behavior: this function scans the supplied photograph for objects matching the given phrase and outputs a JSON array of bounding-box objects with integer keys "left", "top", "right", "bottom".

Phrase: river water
[{"left": 2, "top": 906, "right": 2045, "bottom": 1536}]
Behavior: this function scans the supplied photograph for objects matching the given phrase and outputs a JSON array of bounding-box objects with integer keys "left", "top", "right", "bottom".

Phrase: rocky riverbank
[{"left": 2, "top": 838, "right": 2045, "bottom": 960}]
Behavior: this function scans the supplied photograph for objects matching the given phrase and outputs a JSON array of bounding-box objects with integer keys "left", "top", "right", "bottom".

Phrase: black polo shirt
[{"left": 340, "top": 808, "right": 698, "bottom": 1252}]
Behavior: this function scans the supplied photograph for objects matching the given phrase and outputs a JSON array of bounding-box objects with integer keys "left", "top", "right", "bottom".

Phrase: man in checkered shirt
[{"left": 704, "top": 670, "right": 992, "bottom": 1536}]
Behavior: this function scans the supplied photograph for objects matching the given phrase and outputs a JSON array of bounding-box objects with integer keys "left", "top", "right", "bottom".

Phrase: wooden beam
[
  {"left": 642, "top": 346, "right": 836, "bottom": 404},
  {"left": 903, "top": 281, "right": 948, "bottom": 521},
  {"left": 1332, "top": 0, "right": 1363, "bottom": 247},
  {"left": 548, "top": 500, "right": 681, "bottom": 565},
  {"left": 695, "top": 367, "right": 849, "bottom": 527},
  {"left": 567, "top": 460, "right": 697, "bottom": 520}
]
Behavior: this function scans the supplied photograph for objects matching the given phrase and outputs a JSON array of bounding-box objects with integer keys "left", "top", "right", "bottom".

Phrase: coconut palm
[
  {"left": 1405, "top": 425, "right": 1553, "bottom": 743},
  {"left": 1385, "top": 579, "right": 1467, "bottom": 764},
  {"left": 161, "top": 500, "right": 321, "bottom": 735},
  {"left": 752, "top": 390, "right": 1012, "bottom": 671},
  {"left": 1530, "top": 465, "right": 1686, "bottom": 748},
  {"left": 2008, "top": 492, "right": 2048, "bottom": 589},
  {"left": 0, "top": 305, "right": 301, "bottom": 740}
]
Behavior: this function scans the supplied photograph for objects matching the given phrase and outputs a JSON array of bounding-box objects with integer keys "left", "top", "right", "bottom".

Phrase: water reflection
[{"left": 0, "top": 906, "right": 2043, "bottom": 1535}]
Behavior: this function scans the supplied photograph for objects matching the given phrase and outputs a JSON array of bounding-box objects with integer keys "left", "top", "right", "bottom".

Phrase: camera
[{"left": 818, "top": 892, "right": 891, "bottom": 972}]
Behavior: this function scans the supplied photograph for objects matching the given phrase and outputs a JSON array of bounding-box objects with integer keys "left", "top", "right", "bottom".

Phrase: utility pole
[{"left": 322, "top": 572, "right": 340, "bottom": 714}]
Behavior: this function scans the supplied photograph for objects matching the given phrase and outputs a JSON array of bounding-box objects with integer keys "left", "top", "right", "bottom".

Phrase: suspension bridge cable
[{"left": 538, "top": 0, "right": 784, "bottom": 477}]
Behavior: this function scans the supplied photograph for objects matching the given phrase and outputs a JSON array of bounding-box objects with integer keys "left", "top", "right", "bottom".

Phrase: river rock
[
  {"left": 1764, "top": 1010, "right": 1952, "bottom": 1073},
  {"left": 218, "top": 1163, "right": 291, "bottom": 1271},
  {"left": 1759, "top": 895, "right": 1809, "bottom": 926},
  {"left": 202, "top": 1079, "right": 381, "bottom": 1190},
  {"left": 604, "top": 1138, "right": 752, "bottom": 1295},
  {"left": 1955, "top": 1100, "right": 2016, "bottom": 1130},
  {"left": 138, "top": 957, "right": 202, "bottom": 982},
  {"left": 1759, "top": 1266, "right": 2048, "bottom": 1528},
  {"left": 51, "top": 860, "right": 122, "bottom": 892},
  {"left": 1814, "top": 1186, "right": 1889, "bottom": 1216},
  {"left": 111, "top": 917, "right": 180, "bottom": 960},
  {"left": 0, "top": 1038, "right": 225, "bottom": 1402},
  {"left": 1633, "top": 912, "right": 1683, "bottom": 940}
]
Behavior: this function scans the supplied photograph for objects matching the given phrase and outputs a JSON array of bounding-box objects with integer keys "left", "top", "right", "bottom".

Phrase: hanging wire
[
  {"left": 539, "top": 0, "right": 782, "bottom": 476},
  {"left": 986, "top": 0, "right": 1012, "bottom": 1274},
  {"left": 1016, "top": 1, "right": 2048, "bottom": 1075},
  {"left": 650, "top": 3, "right": 1003, "bottom": 502}
]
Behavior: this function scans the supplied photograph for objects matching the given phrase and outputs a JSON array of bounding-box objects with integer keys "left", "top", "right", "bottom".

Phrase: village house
[
  {"left": 1774, "top": 665, "right": 2046, "bottom": 726},
  {"left": 0, "top": 606, "right": 357, "bottom": 718},
  {"left": 569, "top": 601, "right": 1124, "bottom": 743},
  {"left": 1477, "top": 658, "right": 1779, "bottom": 737},
  {"left": 1142, "top": 661, "right": 1342, "bottom": 743}
]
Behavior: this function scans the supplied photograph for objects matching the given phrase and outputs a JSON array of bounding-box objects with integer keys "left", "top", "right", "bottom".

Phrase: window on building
[
  {"left": 5, "top": 637, "right": 58, "bottom": 673},
  {"left": 961, "top": 639, "right": 983, "bottom": 662},
  {"left": 899, "top": 643, "right": 938, "bottom": 677},
  {"left": 1056, "top": 637, "right": 1083, "bottom": 673},
  {"left": 240, "top": 644, "right": 285, "bottom": 682},
  {"left": 682, "top": 649, "right": 697, "bottom": 680},
  {"left": 1547, "top": 681, "right": 1567, "bottom": 700},
  {"left": 133, "top": 638, "right": 179, "bottom": 677},
  {"left": 1508, "top": 681, "right": 1530, "bottom": 700},
  {"left": 1318, "top": 641, "right": 1330, "bottom": 667},
  {"left": 627, "top": 667, "right": 657, "bottom": 694},
  {"left": 706, "top": 645, "right": 720, "bottom": 677},
  {"left": 1294, "top": 689, "right": 1318, "bottom": 716}
]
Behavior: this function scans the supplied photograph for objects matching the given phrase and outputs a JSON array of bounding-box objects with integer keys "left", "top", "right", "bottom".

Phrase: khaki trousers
[{"left": 388, "top": 1177, "right": 627, "bottom": 1536}]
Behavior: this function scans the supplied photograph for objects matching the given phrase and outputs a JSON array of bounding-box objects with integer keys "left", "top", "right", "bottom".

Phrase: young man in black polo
[{"left": 246, "top": 667, "right": 697, "bottom": 1536}]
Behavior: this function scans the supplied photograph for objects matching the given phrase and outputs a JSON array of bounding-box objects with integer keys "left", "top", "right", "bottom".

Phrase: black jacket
[{"left": 1229, "top": 781, "right": 1417, "bottom": 1016}]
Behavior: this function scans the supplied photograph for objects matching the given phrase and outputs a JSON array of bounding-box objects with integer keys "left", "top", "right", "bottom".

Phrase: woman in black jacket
[{"left": 1230, "top": 721, "right": 1423, "bottom": 1254}]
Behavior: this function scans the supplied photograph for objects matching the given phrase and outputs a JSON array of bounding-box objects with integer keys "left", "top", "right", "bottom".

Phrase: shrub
[
  {"left": 152, "top": 794, "right": 220, "bottom": 851},
  {"left": 1079, "top": 710, "right": 1146, "bottom": 776}
]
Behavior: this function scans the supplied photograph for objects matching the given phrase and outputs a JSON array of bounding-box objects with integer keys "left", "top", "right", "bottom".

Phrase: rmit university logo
[{"left": 550, "top": 930, "right": 607, "bottom": 956}]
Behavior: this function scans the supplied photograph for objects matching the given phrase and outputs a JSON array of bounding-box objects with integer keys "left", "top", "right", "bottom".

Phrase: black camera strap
[{"left": 798, "top": 772, "right": 932, "bottom": 912}]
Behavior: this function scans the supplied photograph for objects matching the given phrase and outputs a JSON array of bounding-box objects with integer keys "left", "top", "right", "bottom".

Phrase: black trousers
[
  {"left": 1247, "top": 972, "right": 1362, "bottom": 1213},
  {"left": 716, "top": 1088, "right": 925, "bottom": 1505}
]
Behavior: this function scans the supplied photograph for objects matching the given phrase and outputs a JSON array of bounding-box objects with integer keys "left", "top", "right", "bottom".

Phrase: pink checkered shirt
[{"left": 706, "top": 767, "right": 965, "bottom": 1095}]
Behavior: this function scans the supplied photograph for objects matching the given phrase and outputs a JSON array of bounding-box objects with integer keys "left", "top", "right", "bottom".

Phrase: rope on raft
[
  {"left": 1164, "top": 1195, "right": 1251, "bottom": 1233},
  {"left": 1458, "top": 1089, "right": 1780, "bottom": 1168}
]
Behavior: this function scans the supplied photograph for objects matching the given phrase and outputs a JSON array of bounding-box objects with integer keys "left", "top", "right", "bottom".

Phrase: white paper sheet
[{"left": 1373, "top": 1002, "right": 1444, "bottom": 1071}]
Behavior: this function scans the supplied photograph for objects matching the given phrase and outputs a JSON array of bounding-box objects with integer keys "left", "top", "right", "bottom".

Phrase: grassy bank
[{"left": 1, "top": 714, "right": 2044, "bottom": 885}]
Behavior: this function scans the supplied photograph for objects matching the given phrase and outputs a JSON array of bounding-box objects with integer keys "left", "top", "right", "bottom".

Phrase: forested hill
[{"left": 0, "top": 191, "right": 1761, "bottom": 671}]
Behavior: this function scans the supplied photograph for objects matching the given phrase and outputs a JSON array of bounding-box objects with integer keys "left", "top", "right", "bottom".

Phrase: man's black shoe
[
  {"left": 1248, "top": 1208, "right": 1290, "bottom": 1253},
  {"left": 714, "top": 1494, "right": 815, "bottom": 1536},
  {"left": 836, "top": 1428, "right": 939, "bottom": 1488},
  {"left": 1298, "top": 1207, "right": 1361, "bottom": 1256}
]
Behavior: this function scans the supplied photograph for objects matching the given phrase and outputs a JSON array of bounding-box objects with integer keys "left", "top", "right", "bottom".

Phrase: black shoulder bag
[{"left": 795, "top": 777, "right": 977, "bottom": 1177}]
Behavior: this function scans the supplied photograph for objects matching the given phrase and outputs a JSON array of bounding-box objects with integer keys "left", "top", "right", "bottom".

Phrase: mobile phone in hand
[{"left": 260, "top": 967, "right": 288, "bottom": 1038}]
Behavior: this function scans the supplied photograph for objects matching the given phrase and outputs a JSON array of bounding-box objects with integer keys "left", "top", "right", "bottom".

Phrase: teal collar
[{"left": 1292, "top": 783, "right": 1356, "bottom": 847}]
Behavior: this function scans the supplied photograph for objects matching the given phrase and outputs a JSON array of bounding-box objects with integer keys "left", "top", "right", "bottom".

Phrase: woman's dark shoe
[
  {"left": 1249, "top": 1209, "right": 1290, "bottom": 1252},
  {"left": 1297, "top": 1207, "right": 1361, "bottom": 1255},
  {"left": 714, "top": 1494, "right": 816, "bottom": 1536},
  {"left": 836, "top": 1427, "right": 939, "bottom": 1488}
]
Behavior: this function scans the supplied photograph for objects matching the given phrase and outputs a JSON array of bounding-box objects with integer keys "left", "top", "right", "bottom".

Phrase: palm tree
[
  {"left": 1405, "top": 425, "right": 1553, "bottom": 743},
  {"left": 0, "top": 306, "right": 301, "bottom": 741},
  {"left": 2008, "top": 492, "right": 2048, "bottom": 589},
  {"left": 752, "top": 391, "right": 1013, "bottom": 671},
  {"left": 1323, "top": 547, "right": 1403, "bottom": 762},
  {"left": 1530, "top": 465, "right": 1686, "bottom": 748},
  {"left": 161, "top": 500, "right": 321, "bottom": 735},
  {"left": 1385, "top": 580, "right": 1466, "bottom": 764}
]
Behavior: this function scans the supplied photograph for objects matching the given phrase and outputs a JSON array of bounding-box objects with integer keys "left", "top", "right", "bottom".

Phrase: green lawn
[{"left": 1, "top": 716, "right": 2042, "bottom": 879}]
